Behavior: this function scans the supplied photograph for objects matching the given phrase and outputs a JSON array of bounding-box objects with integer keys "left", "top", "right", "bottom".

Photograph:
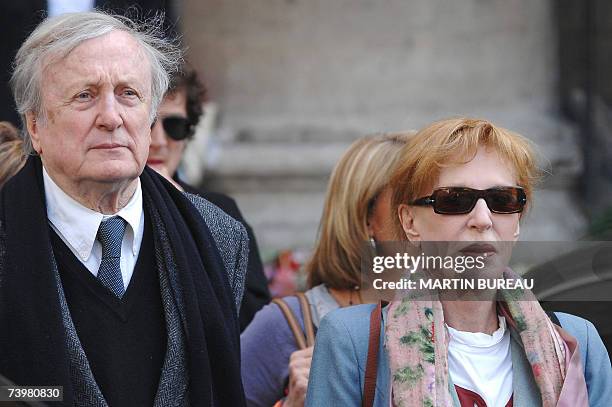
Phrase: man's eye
[
  {"left": 76, "top": 91, "right": 92, "bottom": 100},
  {"left": 122, "top": 89, "right": 139, "bottom": 98}
]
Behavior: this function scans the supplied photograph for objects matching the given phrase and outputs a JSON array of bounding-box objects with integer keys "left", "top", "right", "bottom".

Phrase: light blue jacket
[{"left": 305, "top": 304, "right": 612, "bottom": 407}]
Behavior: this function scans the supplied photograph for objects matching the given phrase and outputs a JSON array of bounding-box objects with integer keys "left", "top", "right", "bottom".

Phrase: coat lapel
[{"left": 510, "top": 329, "right": 542, "bottom": 407}]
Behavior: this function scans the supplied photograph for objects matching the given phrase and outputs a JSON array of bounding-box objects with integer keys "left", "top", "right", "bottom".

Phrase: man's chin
[{"left": 86, "top": 163, "right": 144, "bottom": 185}]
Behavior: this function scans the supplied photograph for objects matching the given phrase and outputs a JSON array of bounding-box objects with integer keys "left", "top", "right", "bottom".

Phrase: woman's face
[{"left": 399, "top": 146, "right": 521, "bottom": 243}]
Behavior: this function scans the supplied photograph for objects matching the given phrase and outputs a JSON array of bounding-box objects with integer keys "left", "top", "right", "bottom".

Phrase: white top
[
  {"left": 447, "top": 316, "right": 513, "bottom": 407},
  {"left": 43, "top": 167, "right": 145, "bottom": 289},
  {"left": 47, "top": 0, "right": 95, "bottom": 16}
]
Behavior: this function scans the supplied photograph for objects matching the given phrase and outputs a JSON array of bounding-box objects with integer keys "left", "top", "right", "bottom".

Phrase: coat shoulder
[
  {"left": 184, "top": 192, "right": 246, "bottom": 237},
  {"left": 183, "top": 192, "right": 249, "bottom": 311},
  {"left": 554, "top": 312, "right": 599, "bottom": 352},
  {"left": 319, "top": 304, "right": 377, "bottom": 353}
]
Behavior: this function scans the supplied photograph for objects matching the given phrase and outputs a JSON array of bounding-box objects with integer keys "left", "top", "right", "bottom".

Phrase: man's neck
[
  {"left": 45, "top": 169, "right": 138, "bottom": 215},
  {"left": 75, "top": 181, "right": 138, "bottom": 214}
]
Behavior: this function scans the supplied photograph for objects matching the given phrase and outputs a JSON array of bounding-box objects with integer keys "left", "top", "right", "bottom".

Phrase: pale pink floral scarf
[{"left": 385, "top": 270, "right": 589, "bottom": 407}]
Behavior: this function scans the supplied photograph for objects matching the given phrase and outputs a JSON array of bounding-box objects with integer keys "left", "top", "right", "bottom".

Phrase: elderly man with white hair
[{"left": 0, "top": 11, "right": 248, "bottom": 407}]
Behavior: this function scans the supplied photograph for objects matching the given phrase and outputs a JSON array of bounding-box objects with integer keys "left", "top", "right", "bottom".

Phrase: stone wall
[
  {"left": 557, "top": 0, "right": 612, "bottom": 220},
  {"left": 181, "top": 0, "right": 586, "bottom": 254}
]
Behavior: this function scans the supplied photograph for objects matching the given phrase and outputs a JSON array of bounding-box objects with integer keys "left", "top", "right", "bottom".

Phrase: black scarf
[{"left": 0, "top": 156, "right": 245, "bottom": 406}]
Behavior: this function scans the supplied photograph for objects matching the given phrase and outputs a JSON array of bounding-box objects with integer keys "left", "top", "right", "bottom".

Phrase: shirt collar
[
  {"left": 43, "top": 167, "right": 143, "bottom": 261},
  {"left": 446, "top": 316, "right": 508, "bottom": 348}
]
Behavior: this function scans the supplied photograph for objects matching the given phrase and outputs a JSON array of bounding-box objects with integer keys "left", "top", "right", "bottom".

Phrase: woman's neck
[
  {"left": 441, "top": 300, "right": 499, "bottom": 334},
  {"left": 328, "top": 287, "right": 363, "bottom": 307}
]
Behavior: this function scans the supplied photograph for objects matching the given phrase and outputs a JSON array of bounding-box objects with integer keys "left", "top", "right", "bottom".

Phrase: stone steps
[{"left": 181, "top": 111, "right": 586, "bottom": 255}]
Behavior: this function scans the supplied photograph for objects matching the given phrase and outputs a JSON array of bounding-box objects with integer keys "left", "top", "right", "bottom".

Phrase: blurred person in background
[
  {"left": 306, "top": 118, "right": 612, "bottom": 407},
  {"left": 0, "top": 121, "right": 26, "bottom": 187},
  {"left": 241, "top": 132, "right": 412, "bottom": 407},
  {"left": 0, "top": 11, "right": 247, "bottom": 406},
  {"left": 148, "top": 65, "right": 271, "bottom": 331},
  {"left": 266, "top": 249, "right": 304, "bottom": 298},
  {"left": 0, "top": 0, "right": 177, "bottom": 126}
]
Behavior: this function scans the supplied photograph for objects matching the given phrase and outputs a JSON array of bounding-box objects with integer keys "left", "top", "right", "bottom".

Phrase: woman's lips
[
  {"left": 147, "top": 159, "right": 164, "bottom": 165},
  {"left": 458, "top": 243, "right": 498, "bottom": 257}
]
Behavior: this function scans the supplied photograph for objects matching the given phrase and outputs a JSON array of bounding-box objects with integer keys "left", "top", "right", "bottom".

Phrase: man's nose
[
  {"left": 466, "top": 198, "right": 493, "bottom": 232},
  {"left": 95, "top": 94, "right": 123, "bottom": 131}
]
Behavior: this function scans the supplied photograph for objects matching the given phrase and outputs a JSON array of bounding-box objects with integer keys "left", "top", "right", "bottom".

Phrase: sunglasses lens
[
  {"left": 162, "top": 117, "right": 190, "bottom": 140},
  {"left": 486, "top": 188, "right": 525, "bottom": 213},
  {"left": 431, "top": 187, "right": 526, "bottom": 214},
  {"left": 434, "top": 189, "right": 475, "bottom": 214}
]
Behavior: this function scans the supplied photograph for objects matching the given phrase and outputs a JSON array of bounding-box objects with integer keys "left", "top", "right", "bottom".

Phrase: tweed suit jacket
[
  {"left": 0, "top": 180, "right": 249, "bottom": 406},
  {"left": 0, "top": 191, "right": 248, "bottom": 312},
  {"left": 184, "top": 192, "right": 249, "bottom": 312}
]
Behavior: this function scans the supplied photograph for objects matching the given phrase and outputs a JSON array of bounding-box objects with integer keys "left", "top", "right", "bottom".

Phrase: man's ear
[
  {"left": 26, "top": 111, "right": 42, "bottom": 154},
  {"left": 398, "top": 204, "right": 421, "bottom": 242}
]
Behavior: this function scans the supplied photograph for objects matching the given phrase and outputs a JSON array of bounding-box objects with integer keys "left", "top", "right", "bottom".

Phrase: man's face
[
  {"left": 28, "top": 30, "right": 152, "bottom": 190},
  {"left": 147, "top": 89, "right": 188, "bottom": 177}
]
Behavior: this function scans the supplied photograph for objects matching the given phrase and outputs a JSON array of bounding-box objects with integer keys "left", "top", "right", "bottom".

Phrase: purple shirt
[{"left": 241, "top": 296, "right": 304, "bottom": 407}]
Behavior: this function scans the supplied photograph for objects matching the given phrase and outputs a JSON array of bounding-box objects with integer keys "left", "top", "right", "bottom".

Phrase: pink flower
[{"left": 532, "top": 363, "right": 542, "bottom": 377}]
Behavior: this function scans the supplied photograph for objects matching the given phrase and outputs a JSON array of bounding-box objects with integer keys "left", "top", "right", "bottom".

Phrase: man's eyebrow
[
  {"left": 63, "top": 77, "right": 103, "bottom": 91},
  {"left": 115, "top": 79, "right": 143, "bottom": 88},
  {"left": 118, "top": 75, "right": 150, "bottom": 88},
  {"left": 63, "top": 78, "right": 146, "bottom": 92}
]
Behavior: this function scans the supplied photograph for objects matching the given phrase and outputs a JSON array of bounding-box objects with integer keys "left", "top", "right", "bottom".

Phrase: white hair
[{"left": 10, "top": 10, "right": 183, "bottom": 153}]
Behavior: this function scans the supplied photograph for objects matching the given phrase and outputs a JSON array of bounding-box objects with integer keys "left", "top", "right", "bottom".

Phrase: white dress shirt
[
  {"left": 43, "top": 168, "right": 145, "bottom": 290},
  {"left": 447, "top": 316, "right": 513, "bottom": 407}
]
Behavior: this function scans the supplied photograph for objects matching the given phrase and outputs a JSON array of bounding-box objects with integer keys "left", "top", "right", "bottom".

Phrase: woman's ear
[
  {"left": 366, "top": 219, "right": 374, "bottom": 239},
  {"left": 512, "top": 221, "right": 520, "bottom": 240},
  {"left": 398, "top": 204, "right": 421, "bottom": 242}
]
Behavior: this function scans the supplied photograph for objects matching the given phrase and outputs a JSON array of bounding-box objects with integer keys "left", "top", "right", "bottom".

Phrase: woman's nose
[{"left": 466, "top": 198, "right": 493, "bottom": 232}]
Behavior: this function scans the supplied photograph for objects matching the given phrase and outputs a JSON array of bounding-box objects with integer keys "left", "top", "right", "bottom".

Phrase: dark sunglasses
[
  {"left": 411, "top": 187, "right": 527, "bottom": 215},
  {"left": 160, "top": 116, "right": 192, "bottom": 141}
]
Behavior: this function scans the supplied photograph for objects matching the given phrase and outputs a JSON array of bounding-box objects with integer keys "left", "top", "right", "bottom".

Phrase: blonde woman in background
[
  {"left": 241, "top": 132, "right": 413, "bottom": 407},
  {"left": 0, "top": 122, "right": 25, "bottom": 187}
]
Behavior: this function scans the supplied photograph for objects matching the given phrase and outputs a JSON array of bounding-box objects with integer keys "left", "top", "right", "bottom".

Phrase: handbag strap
[
  {"left": 362, "top": 301, "right": 384, "bottom": 407},
  {"left": 273, "top": 297, "right": 307, "bottom": 349},
  {"left": 296, "top": 292, "right": 315, "bottom": 347},
  {"left": 272, "top": 293, "right": 315, "bottom": 350}
]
